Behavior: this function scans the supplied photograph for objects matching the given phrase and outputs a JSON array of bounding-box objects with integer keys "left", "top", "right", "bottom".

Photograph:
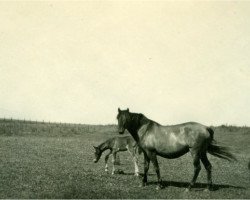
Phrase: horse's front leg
[
  {"left": 148, "top": 152, "right": 163, "bottom": 190},
  {"left": 141, "top": 153, "right": 150, "bottom": 187}
]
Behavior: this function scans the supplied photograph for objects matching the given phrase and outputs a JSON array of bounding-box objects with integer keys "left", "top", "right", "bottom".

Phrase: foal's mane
[{"left": 97, "top": 139, "right": 112, "bottom": 151}]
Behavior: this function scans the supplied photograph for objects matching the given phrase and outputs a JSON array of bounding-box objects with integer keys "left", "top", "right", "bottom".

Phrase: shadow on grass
[
  {"left": 146, "top": 180, "right": 246, "bottom": 191},
  {"left": 61, "top": 180, "right": 246, "bottom": 199},
  {"left": 114, "top": 173, "right": 245, "bottom": 191},
  {"left": 122, "top": 172, "right": 155, "bottom": 176},
  {"left": 61, "top": 176, "right": 246, "bottom": 199}
]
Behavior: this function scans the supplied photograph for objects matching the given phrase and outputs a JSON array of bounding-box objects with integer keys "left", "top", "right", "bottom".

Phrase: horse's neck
[
  {"left": 128, "top": 113, "right": 151, "bottom": 142},
  {"left": 131, "top": 113, "right": 150, "bottom": 129}
]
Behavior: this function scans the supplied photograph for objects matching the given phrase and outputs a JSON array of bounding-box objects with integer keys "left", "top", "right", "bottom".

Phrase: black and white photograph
[{"left": 0, "top": 1, "right": 249, "bottom": 199}]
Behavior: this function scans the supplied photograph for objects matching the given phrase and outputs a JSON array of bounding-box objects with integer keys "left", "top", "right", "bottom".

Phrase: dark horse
[
  {"left": 117, "top": 108, "right": 236, "bottom": 191},
  {"left": 93, "top": 136, "right": 140, "bottom": 176}
]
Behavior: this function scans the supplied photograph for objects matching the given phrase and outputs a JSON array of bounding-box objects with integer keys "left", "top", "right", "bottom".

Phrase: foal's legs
[
  {"left": 104, "top": 150, "right": 112, "bottom": 173},
  {"left": 201, "top": 153, "right": 213, "bottom": 190},
  {"left": 187, "top": 151, "right": 201, "bottom": 191},
  {"left": 133, "top": 155, "right": 140, "bottom": 176},
  {"left": 111, "top": 151, "right": 118, "bottom": 175},
  {"left": 128, "top": 147, "right": 139, "bottom": 176}
]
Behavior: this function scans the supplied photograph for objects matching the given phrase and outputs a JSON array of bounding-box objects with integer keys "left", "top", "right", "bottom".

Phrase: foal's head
[
  {"left": 93, "top": 146, "right": 102, "bottom": 163},
  {"left": 117, "top": 108, "right": 131, "bottom": 134}
]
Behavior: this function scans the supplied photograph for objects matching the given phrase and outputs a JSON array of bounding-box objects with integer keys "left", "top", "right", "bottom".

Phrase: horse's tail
[
  {"left": 207, "top": 127, "right": 214, "bottom": 141},
  {"left": 207, "top": 127, "right": 237, "bottom": 161}
]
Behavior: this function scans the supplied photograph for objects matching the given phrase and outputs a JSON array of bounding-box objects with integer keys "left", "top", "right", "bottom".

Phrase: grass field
[{"left": 0, "top": 120, "right": 249, "bottom": 199}]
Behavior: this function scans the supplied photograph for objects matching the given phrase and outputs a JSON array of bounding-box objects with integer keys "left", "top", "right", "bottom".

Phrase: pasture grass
[{"left": 0, "top": 126, "right": 249, "bottom": 198}]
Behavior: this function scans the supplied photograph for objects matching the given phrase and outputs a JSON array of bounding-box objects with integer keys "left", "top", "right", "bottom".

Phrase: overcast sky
[{"left": 0, "top": 1, "right": 250, "bottom": 126}]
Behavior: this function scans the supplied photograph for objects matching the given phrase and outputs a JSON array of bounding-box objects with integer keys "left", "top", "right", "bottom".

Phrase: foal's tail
[
  {"left": 134, "top": 145, "right": 143, "bottom": 155},
  {"left": 207, "top": 128, "right": 237, "bottom": 161}
]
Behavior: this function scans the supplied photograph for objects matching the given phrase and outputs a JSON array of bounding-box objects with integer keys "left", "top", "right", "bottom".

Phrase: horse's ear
[
  {"left": 127, "top": 108, "right": 129, "bottom": 112},
  {"left": 118, "top": 108, "right": 121, "bottom": 113}
]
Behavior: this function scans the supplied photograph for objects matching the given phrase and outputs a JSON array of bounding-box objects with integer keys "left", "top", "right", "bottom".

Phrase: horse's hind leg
[
  {"left": 187, "top": 151, "right": 201, "bottom": 191},
  {"left": 201, "top": 153, "right": 212, "bottom": 191}
]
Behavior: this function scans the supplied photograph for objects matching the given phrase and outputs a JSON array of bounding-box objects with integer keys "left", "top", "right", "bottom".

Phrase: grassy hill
[
  {"left": 0, "top": 118, "right": 117, "bottom": 137},
  {"left": 1, "top": 118, "right": 249, "bottom": 137}
]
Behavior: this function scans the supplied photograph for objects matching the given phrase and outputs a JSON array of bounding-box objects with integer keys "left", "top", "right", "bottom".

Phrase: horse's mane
[
  {"left": 126, "top": 112, "right": 161, "bottom": 142},
  {"left": 130, "top": 112, "right": 161, "bottom": 127}
]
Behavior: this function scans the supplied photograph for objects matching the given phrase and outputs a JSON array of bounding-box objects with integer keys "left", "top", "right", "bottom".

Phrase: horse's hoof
[
  {"left": 204, "top": 186, "right": 213, "bottom": 192},
  {"left": 139, "top": 182, "right": 147, "bottom": 187},
  {"left": 156, "top": 185, "right": 163, "bottom": 190},
  {"left": 185, "top": 188, "right": 190, "bottom": 192}
]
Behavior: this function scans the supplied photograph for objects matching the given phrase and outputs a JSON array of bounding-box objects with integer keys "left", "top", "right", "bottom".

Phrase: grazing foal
[{"left": 93, "top": 135, "right": 140, "bottom": 176}]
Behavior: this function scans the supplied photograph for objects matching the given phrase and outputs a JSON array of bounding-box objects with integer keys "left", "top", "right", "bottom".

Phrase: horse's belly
[
  {"left": 156, "top": 145, "right": 189, "bottom": 159},
  {"left": 142, "top": 128, "right": 190, "bottom": 158}
]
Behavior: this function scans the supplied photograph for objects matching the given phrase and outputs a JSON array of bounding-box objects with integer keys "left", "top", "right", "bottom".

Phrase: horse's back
[
  {"left": 164, "top": 122, "right": 211, "bottom": 145},
  {"left": 113, "top": 136, "right": 136, "bottom": 150},
  {"left": 165, "top": 122, "right": 210, "bottom": 136},
  {"left": 139, "top": 121, "right": 211, "bottom": 158}
]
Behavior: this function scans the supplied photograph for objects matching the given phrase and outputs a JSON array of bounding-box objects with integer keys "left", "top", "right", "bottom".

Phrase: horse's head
[
  {"left": 93, "top": 146, "right": 102, "bottom": 163},
  {"left": 117, "top": 108, "right": 131, "bottom": 134}
]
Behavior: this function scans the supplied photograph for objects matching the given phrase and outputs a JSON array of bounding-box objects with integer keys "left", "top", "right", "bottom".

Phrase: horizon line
[{"left": 0, "top": 117, "right": 249, "bottom": 128}]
